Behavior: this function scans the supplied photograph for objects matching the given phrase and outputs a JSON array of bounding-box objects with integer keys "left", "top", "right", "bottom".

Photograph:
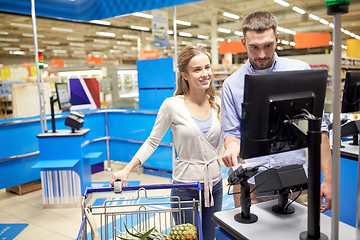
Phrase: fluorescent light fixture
[
  {"left": 329, "top": 23, "right": 334, "bottom": 28},
  {"left": 176, "top": 20, "right": 191, "bottom": 26},
  {"left": 69, "top": 42, "right": 85, "bottom": 47},
  {"left": 179, "top": 32, "right": 192, "bottom": 37},
  {"left": 51, "top": 27, "right": 74, "bottom": 32},
  {"left": 10, "top": 22, "right": 33, "bottom": 28},
  {"left": 350, "top": 32, "right": 356, "bottom": 38},
  {"left": 223, "top": 12, "right": 240, "bottom": 20},
  {"left": 96, "top": 32, "right": 116, "bottom": 37},
  {"left": 197, "top": 35, "right": 209, "bottom": 40},
  {"left": 94, "top": 39, "right": 110, "bottom": 44},
  {"left": 342, "top": 44, "right": 347, "bottom": 49},
  {"left": 43, "top": 41, "right": 60, "bottom": 45},
  {"left": 319, "top": 18, "right": 329, "bottom": 25},
  {"left": 218, "top": 28, "right": 231, "bottom": 34},
  {"left": 355, "top": 35, "right": 360, "bottom": 40},
  {"left": 290, "top": 42, "right": 296, "bottom": 46},
  {"left": 73, "top": 50, "right": 86, "bottom": 55},
  {"left": 234, "top": 31, "right": 243, "bottom": 36},
  {"left": 46, "top": 46, "right": 63, "bottom": 50},
  {"left": 67, "top": 37, "right": 85, "bottom": 41},
  {"left": 93, "top": 44, "right": 106, "bottom": 48},
  {"left": 181, "top": 41, "right": 192, "bottom": 45},
  {"left": 20, "top": 44, "right": 33, "bottom": 48},
  {"left": 132, "top": 12, "right": 153, "bottom": 19},
  {"left": 217, "top": 38, "right": 225, "bottom": 42},
  {"left": 53, "top": 49, "right": 67, "bottom": 53},
  {"left": 130, "top": 25, "right": 150, "bottom": 31},
  {"left": 274, "top": 0, "right": 289, "bottom": 7},
  {"left": 281, "top": 40, "right": 289, "bottom": 45},
  {"left": 90, "top": 20, "right": 111, "bottom": 25},
  {"left": 292, "top": 6, "right": 306, "bottom": 15},
  {"left": 9, "top": 51, "right": 25, "bottom": 55},
  {"left": 167, "top": 30, "right": 174, "bottom": 35},
  {"left": 276, "top": 46, "right": 284, "bottom": 51},
  {"left": 4, "top": 47, "right": 20, "bottom": 51},
  {"left": 0, "top": 38, "right": 19, "bottom": 42},
  {"left": 344, "top": 30, "right": 351, "bottom": 35},
  {"left": 113, "top": 45, "right": 126, "bottom": 49},
  {"left": 197, "top": 43, "right": 207, "bottom": 47},
  {"left": 277, "top": 26, "right": 296, "bottom": 35},
  {"left": 123, "top": 34, "right": 138, "bottom": 39},
  {"left": 0, "top": 32, "right": 8, "bottom": 35},
  {"left": 340, "top": 28, "right": 344, "bottom": 32},
  {"left": 22, "top": 33, "right": 44, "bottom": 38},
  {"left": 309, "top": 14, "right": 320, "bottom": 21},
  {"left": 109, "top": 49, "right": 122, "bottom": 53},
  {"left": 117, "top": 41, "right": 132, "bottom": 45},
  {"left": 131, "top": 47, "right": 138, "bottom": 51}
]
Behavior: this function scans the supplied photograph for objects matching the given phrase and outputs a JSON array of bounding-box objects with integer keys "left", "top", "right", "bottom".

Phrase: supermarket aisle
[{"left": 0, "top": 162, "right": 231, "bottom": 239}]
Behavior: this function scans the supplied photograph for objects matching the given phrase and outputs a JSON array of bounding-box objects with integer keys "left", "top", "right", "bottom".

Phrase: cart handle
[{"left": 83, "top": 182, "right": 201, "bottom": 198}]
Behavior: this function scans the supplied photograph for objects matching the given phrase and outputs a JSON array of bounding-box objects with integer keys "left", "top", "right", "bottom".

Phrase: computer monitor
[
  {"left": 55, "top": 82, "right": 71, "bottom": 111},
  {"left": 240, "top": 69, "right": 328, "bottom": 159},
  {"left": 341, "top": 71, "right": 360, "bottom": 113}
]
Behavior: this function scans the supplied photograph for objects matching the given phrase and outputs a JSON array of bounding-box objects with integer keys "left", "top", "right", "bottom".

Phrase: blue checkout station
[{"left": 0, "top": 57, "right": 175, "bottom": 208}]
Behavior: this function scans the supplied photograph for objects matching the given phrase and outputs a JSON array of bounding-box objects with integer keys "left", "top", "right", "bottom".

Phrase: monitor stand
[{"left": 234, "top": 178, "right": 258, "bottom": 224}]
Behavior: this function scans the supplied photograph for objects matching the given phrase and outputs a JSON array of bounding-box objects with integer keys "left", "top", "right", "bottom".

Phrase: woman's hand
[{"left": 110, "top": 169, "right": 129, "bottom": 186}]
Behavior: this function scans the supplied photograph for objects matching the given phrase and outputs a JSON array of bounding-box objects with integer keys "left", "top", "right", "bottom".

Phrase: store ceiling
[{"left": 0, "top": 0, "right": 359, "bottom": 66}]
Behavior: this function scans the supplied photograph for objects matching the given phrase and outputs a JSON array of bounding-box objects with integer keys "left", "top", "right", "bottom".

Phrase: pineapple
[{"left": 169, "top": 223, "right": 197, "bottom": 240}]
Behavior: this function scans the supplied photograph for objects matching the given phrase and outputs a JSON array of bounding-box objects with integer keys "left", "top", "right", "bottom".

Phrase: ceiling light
[
  {"left": 90, "top": 20, "right": 111, "bottom": 25},
  {"left": 329, "top": 23, "right": 334, "bottom": 28},
  {"left": 96, "top": 32, "right": 116, "bottom": 37},
  {"left": 109, "top": 49, "right": 122, "bottom": 53},
  {"left": 4, "top": 47, "right": 20, "bottom": 51},
  {"left": 175, "top": 20, "right": 191, "bottom": 26},
  {"left": 117, "top": 41, "right": 132, "bottom": 45},
  {"left": 281, "top": 40, "right": 289, "bottom": 45},
  {"left": 43, "top": 41, "right": 60, "bottom": 45},
  {"left": 181, "top": 41, "right": 192, "bottom": 45},
  {"left": 53, "top": 49, "right": 67, "bottom": 53},
  {"left": 277, "top": 46, "right": 284, "bottom": 51},
  {"left": 73, "top": 50, "right": 86, "bottom": 55},
  {"left": 132, "top": 12, "right": 153, "bottom": 19},
  {"left": 22, "top": 33, "right": 44, "bottom": 38},
  {"left": 309, "top": 14, "right": 320, "bottom": 21},
  {"left": 167, "top": 30, "right": 174, "bottom": 35},
  {"left": 10, "top": 23, "right": 33, "bottom": 28},
  {"left": 197, "top": 43, "right": 207, "bottom": 47},
  {"left": 94, "top": 39, "right": 110, "bottom": 44},
  {"left": 179, "top": 32, "right": 192, "bottom": 37},
  {"left": 69, "top": 42, "right": 85, "bottom": 47},
  {"left": 234, "top": 31, "right": 243, "bottom": 36},
  {"left": 113, "top": 45, "right": 126, "bottom": 49},
  {"left": 9, "top": 51, "right": 25, "bottom": 55},
  {"left": 197, "top": 35, "right": 209, "bottom": 40},
  {"left": 0, "top": 38, "right": 19, "bottom": 42},
  {"left": 217, "top": 38, "right": 225, "bottom": 42},
  {"left": 218, "top": 28, "right": 231, "bottom": 34},
  {"left": 319, "top": 18, "right": 329, "bottom": 25},
  {"left": 0, "top": 32, "right": 8, "bottom": 35},
  {"left": 131, "top": 47, "right": 138, "bottom": 51},
  {"left": 274, "top": 0, "right": 289, "bottom": 7},
  {"left": 130, "top": 25, "right": 150, "bottom": 31},
  {"left": 223, "top": 12, "right": 240, "bottom": 20},
  {"left": 51, "top": 27, "right": 74, "bottom": 32},
  {"left": 277, "top": 26, "right": 296, "bottom": 35},
  {"left": 344, "top": 30, "right": 351, "bottom": 35},
  {"left": 123, "top": 34, "right": 138, "bottom": 39},
  {"left": 290, "top": 42, "right": 295, "bottom": 46},
  {"left": 292, "top": 6, "right": 306, "bottom": 15},
  {"left": 67, "top": 37, "right": 85, "bottom": 41}
]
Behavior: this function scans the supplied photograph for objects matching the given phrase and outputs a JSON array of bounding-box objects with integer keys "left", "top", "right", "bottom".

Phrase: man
[{"left": 221, "top": 11, "right": 332, "bottom": 213}]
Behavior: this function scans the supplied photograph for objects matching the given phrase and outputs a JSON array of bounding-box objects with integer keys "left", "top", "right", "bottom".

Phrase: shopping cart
[{"left": 77, "top": 182, "right": 203, "bottom": 240}]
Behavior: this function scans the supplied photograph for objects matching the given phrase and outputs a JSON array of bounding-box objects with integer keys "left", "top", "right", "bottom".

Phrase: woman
[{"left": 111, "top": 46, "right": 223, "bottom": 239}]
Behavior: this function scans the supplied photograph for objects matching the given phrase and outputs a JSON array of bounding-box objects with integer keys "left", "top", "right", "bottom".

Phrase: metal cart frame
[{"left": 77, "top": 182, "right": 203, "bottom": 240}]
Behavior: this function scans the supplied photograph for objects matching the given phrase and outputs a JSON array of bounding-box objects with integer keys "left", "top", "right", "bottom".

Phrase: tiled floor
[{"left": 0, "top": 162, "right": 176, "bottom": 240}]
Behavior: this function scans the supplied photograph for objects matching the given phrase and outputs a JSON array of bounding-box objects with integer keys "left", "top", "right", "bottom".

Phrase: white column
[{"left": 210, "top": 14, "right": 218, "bottom": 67}]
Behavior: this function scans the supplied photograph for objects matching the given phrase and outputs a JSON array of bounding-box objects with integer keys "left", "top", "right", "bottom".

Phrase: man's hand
[
  {"left": 320, "top": 180, "right": 332, "bottom": 213},
  {"left": 222, "top": 136, "right": 241, "bottom": 167}
]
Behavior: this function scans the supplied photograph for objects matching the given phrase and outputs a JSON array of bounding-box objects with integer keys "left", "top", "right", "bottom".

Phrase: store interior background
[{"left": 0, "top": 0, "right": 360, "bottom": 119}]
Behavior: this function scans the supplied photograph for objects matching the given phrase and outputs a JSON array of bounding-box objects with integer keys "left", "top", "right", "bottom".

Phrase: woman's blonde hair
[{"left": 174, "top": 45, "right": 220, "bottom": 119}]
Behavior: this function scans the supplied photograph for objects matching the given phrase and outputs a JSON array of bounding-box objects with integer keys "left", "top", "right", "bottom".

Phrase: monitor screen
[
  {"left": 240, "top": 69, "right": 328, "bottom": 159},
  {"left": 341, "top": 71, "right": 360, "bottom": 113},
  {"left": 55, "top": 82, "right": 71, "bottom": 110}
]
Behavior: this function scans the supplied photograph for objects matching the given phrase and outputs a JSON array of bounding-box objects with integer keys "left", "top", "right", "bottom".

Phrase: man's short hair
[{"left": 242, "top": 11, "right": 278, "bottom": 37}]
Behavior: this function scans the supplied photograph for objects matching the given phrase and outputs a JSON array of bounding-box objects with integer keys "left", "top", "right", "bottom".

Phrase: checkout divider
[{"left": 0, "top": 108, "right": 172, "bottom": 190}]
